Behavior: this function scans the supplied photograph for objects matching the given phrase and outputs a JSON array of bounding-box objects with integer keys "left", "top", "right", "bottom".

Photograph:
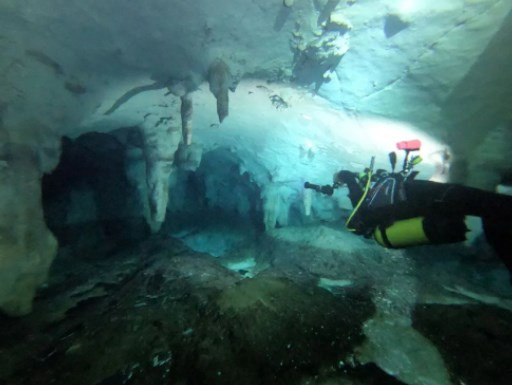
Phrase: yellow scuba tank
[{"left": 374, "top": 217, "right": 430, "bottom": 248}]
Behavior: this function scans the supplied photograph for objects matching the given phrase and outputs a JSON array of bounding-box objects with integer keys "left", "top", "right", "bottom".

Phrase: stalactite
[
  {"left": 208, "top": 59, "right": 231, "bottom": 123},
  {"left": 180, "top": 94, "right": 193, "bottom": 145}
]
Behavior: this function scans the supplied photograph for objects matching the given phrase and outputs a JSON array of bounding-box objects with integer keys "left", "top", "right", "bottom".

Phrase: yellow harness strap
[{"left": 345, "top": 157, "right": 374, "bottom": 231}]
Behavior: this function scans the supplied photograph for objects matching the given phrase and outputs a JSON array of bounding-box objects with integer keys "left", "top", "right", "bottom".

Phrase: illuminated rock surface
[{"left": 1, "top": 0, "right": 512, "bottom": 383}]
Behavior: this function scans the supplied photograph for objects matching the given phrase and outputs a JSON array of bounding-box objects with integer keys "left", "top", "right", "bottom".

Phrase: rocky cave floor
[{"left": 1, "top": 224, "right": 512, "bottom": 385}]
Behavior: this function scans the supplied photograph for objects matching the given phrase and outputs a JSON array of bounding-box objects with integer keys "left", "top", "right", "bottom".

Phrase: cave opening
[
  {"left": 41, "top": 129, "right": 269, "bottom": 262},
  {"left": 42, "top": 130, "right": 150, "bottom": 261},
  {"left": 164, "top": 146, "right": 267, "bottom": 256}
]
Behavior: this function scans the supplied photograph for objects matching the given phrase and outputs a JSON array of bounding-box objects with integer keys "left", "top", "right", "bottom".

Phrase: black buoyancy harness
[
  {"left": 366, "top": 171, "right": 407, "bottom": 209},
  {"left": 347, "top": 143, "right": 435, "bottom": 248}
]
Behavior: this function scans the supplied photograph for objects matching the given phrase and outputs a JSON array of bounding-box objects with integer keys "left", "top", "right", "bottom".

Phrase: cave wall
[
  {"left": 441, "top": 8, "right": 512, "bottom": 188},
  {"left": 0, "top": 121, "right": 60, "bottom": 316},
  {"left": 1, "top": 0, "right": 512, "bottom": 315},
  {"left": 2, "top": 0, "right": 511, "bottom": 149},
  {"left": 2, "top": 0, "right": 510, "bottom": 192}
]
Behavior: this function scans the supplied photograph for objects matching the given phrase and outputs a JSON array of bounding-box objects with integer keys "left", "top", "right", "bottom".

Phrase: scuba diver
[{"left": 304, "top": 139, "right": 512, "bottom": 276}]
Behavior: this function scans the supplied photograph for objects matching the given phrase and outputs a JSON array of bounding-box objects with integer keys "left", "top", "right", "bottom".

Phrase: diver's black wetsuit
[
  {"left": 341, "top": 171, "right": 512, "bottom": 272},
  {"left": 306, "top": 171, "right": 512, "bottom": 274}
]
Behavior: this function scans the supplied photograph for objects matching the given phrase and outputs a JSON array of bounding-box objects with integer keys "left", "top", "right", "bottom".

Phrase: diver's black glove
[{"left": 304, "top": 182, "right": 334, "bottom": 196}]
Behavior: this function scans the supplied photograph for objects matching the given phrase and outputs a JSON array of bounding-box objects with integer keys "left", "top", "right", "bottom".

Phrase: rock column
[
  {"left": 0, "top": 122, "right": 60, "bottom": 316},
  {"left": 141, "top": 120, "right": 182, "bottom": 232}
]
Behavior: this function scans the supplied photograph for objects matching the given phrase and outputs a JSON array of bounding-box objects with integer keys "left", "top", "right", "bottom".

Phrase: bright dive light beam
[{"left": 398, "top": 0, "right": 418, "bottom": 14}]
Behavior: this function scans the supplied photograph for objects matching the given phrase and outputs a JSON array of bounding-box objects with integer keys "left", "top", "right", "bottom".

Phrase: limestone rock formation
[
  {"left": 413, "top": 304, "right": 512, "bottom": 385},
  {"left": 174, "top": 142, "right": 203, "bottom": 171},
  {"left": 180, "top": 94, "right": 193, "bottom": 145},
  {"left": 141, "top": 121, "right": 182, "bottom": 232},
  {"left": 262, "top": 185, "right": 282, "bottom": 231},
  {"left": 291, "top": 19, "right": 350, "bottom": 88},
  {"left": 103, "top": 82, "right": 166, "bottom": 116},
  {"left": 0, "top": 121, "right": 60, "bottom": 316},
  {"left": 214, "top": 274, "right": 373, "bottom": 379},
  {"left": 208, "top": 59, "right": 232, "bottom": 123},
  {"left": 261, "top": 184, "right": 296, "bottom": 231},
  {"left": 466, "top": 120, "right": 512, "bottom": 190}
]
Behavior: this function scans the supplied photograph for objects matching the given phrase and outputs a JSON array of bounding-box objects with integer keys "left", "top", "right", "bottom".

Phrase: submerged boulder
[
  {"left": 204, "top": 274, "right": 375, "bottom": 383},
  {"left": 413, "top": 304, "right": 512, "bottom": 385},
  {"left": 0, "top": 249, "right": 376, "bottom": 385}
]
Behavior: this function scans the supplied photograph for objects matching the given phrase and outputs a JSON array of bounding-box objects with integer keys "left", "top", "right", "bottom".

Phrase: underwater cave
[
  {"left": 2, "top": 1, "right": 512, "bottom": 384},
  {"left": 42, "top": 131, "right": 150, "bottom": 258}
]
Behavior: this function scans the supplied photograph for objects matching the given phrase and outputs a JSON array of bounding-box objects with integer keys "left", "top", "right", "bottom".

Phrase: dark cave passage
[
  {"left": 41, "top": 129, "right": 270, "bottom": 262},
  {"left": 42, "top": 131, "right": 150, "bottom": 259},
  {"left": 165, "top": 146, "right": 265, "bottom": 232}
]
